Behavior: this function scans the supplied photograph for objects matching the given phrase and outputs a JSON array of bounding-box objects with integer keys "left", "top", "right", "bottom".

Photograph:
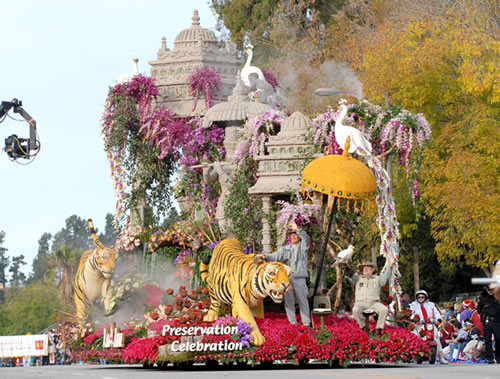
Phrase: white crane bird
[
  {"left": 241, "top": 44, "right": 265, "bottom": 87},
  {"left": 335, "top": 104, "right": 373, "bottom": 155}
]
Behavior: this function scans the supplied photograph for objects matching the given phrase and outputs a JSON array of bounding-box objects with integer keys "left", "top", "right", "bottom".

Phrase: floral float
[{"left": 72, "top": 308, "right": 429, "bottom": 367}]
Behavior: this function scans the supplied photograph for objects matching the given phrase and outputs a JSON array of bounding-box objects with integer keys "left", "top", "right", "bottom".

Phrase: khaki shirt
[{"left": 352, "top": 267, "right": 392, "bottom": 303}]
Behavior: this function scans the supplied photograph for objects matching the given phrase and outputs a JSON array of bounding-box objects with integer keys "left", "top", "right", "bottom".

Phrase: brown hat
[{"left": 359, "top": 261, "right": 376, "bottom": 268}]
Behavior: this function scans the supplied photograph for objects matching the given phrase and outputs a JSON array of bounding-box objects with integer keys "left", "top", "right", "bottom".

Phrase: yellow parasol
[{"left": 302, "top": 137, "right": 377, "bottom": 295}]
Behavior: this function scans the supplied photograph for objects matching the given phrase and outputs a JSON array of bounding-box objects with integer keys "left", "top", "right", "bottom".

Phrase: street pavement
[{"left": 0, "top": 362, "right": 498, "bottom": 379}]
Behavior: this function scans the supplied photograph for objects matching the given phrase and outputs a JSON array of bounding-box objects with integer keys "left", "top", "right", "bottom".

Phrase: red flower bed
[
  {"left": 254, "top": 313, "right": 429, "bottom": 365},
  {"left": 75, "top": 348, "right": 124, "bottom": 363},
  {"left": 123, "top": 336, "right": 174, "bottom": 363}
]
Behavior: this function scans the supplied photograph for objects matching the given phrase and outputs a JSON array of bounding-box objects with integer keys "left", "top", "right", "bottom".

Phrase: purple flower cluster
[
  {"left": 213, "top": 315, "right": 253, "bottom": 348},
  {"left": 236, "top": 319, "right": 253, "bottom": 348},
  {"left": 188, "top": 66, "right": 222, "bottom": 110},
  {"left": 276, "top": 194, "right": 321, "bottom": 238},
  {"left": 207, "top": 241, "right": 220, "bottom": 250}
]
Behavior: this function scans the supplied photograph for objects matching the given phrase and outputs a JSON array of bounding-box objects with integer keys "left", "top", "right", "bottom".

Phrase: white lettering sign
[{"left": 162, "top": 325, "right": 238, "bottom": 337}]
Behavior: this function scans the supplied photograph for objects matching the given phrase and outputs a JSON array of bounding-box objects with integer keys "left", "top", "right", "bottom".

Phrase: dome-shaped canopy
[
  {"left": 174, "top": 10, "right": 218, "bottom": 51},
  {"left": 202, "top": 72, "right": 271, "bottom": 128},
  {"left": 302, "top": 154, "right": 377, "bottom": 201}
]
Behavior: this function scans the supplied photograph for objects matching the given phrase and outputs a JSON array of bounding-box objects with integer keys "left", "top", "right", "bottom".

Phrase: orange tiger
[
  {"left": 74, "top": 219, "right": 117, "bottom": 321},
  {"left": 200, "top": 239, "right": 292, "bottom": 346}
]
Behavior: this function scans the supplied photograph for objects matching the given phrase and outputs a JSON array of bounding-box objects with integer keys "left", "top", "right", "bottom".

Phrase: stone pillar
[{"left": 261, "top": 196, "right": 272, "bottom": 253}]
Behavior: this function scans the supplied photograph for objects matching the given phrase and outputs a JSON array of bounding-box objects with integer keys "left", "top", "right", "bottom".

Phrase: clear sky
[{"left": 0, "top": 0, "right": 218, "bottom": 277}]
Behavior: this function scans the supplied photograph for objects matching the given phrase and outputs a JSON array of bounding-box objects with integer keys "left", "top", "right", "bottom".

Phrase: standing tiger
[
  {"left": 74, "top": 219, "right": 118, "bottom": 321},
  {"left": 200, "top": 239, "right": 292, "bottom": 346}
]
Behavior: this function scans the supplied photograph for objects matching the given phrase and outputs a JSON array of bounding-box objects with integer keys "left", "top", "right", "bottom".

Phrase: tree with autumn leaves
[
  {"left": 212, "top": 0, "right": 499, "bottom": 291},
  {"left": 360, "top": 3, "right": 499, "bottom": 274}
]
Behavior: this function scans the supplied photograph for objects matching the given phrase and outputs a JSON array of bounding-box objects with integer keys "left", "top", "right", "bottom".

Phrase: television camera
[{"left": 1, "top": 98, "right": 40, "bottom": 162}]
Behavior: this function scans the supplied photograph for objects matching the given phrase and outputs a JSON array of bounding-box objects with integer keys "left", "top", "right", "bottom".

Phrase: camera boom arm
[
  {"left": 1, "top": 99, "right": 40, "bottom": 160},
  {"left": 1, "top": 99, "right": 38, "bottom": 150}
]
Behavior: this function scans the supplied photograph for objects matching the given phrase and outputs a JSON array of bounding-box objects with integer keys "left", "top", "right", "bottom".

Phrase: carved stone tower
[{"left": 149, "top": 10, "right": 242, "bottom": 117}]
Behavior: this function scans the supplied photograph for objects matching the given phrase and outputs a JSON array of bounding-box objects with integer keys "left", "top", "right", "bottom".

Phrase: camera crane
[{"left": 0, "top": 98, "right": 40, "bottom": 162}]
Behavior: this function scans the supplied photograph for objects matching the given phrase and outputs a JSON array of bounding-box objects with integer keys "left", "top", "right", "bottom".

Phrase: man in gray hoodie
[{"left": 261, "top": 221, "right": 311, "bottom": 326}]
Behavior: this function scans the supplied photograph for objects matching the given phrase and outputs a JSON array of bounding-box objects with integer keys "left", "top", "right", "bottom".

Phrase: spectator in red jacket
[{"left": 469, "top": 301, "right": 483, "bottom": 335}]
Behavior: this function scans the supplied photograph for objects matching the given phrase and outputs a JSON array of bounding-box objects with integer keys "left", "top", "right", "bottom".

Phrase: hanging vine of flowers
[
  {"left": 101, "top": 74, "right": 190, "bottom": 225},
  {"left": 175, "top": 122, "right": 226, "bottom": 220},
  {"left": 188, "top": 66, "right": 222, "bottom": 111}
]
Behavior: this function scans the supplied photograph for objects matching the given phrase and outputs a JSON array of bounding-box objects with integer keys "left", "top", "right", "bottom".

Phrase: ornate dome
[
  {"left": 202, "top": 72, "right": 271, "bottom": 128},
  {"left": 174, "top": 10, "right": 218, "bottom": 51}
]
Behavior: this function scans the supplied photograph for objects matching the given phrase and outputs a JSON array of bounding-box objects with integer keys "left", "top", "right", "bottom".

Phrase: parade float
[{"left": 59, "top": 10, "right": 435, "bottom": 368}]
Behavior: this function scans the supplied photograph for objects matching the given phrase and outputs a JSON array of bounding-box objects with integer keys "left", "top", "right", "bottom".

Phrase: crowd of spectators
[{"left": 399, "top": 285, "right": 500, "bottom": 364}]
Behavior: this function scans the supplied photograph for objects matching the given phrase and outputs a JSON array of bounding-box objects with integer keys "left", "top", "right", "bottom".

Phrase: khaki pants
[{"left": 352, "top": 301, "right": 388, "bottom": 329}]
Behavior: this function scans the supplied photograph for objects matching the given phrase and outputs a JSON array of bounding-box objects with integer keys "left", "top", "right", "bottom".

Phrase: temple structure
[
  {"left": 249, "top": 112, "right": 319, "bottom": 252},
  {"left": 149, "top": 10, "right": 242, "bottom": 117}
]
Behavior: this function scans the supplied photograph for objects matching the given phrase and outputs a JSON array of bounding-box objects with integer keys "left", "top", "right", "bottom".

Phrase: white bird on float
[
  {"left": 240, "top": 44, "right": 265, "bottom": 87},
  {"left": 117, "top": 53, "right": 139, "bottom": 84},
  {"left": 332, "top": 245, "right": 355, "bottom": 268},
  {"left": 335, "top": 104, "right": 372, "bottom": 155}
]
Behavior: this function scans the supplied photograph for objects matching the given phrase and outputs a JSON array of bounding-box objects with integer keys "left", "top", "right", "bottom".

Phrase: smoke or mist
[
  {"left": 319, "top": 62, "right": 363, "bottom": 100},
  {"left": 90, "top": 250, "right": 192, "bottom": 327},
  {"left": 278, "top": 59, "right": 363, "bottom": 112}
]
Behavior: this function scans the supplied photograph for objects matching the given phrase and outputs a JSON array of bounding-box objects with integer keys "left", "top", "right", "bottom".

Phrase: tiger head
[
  {"left": 258, "top": 262, "right": 293, "bottom": 303},
  {"left": 95, "top": 247, "right": 117, "bottom": 279}
]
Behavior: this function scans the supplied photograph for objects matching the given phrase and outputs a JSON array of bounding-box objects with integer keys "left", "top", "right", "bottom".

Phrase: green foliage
[
  {"left": 99, "top": 213, "right": 118, "bottom": 247},
  {"left": 210, "top": 0, "right": 280, "bottom": 48},
  {"left": 49, "top": 245, "right": 80, "bottom": 304},
  {"left": 0, "top": 231, "right": 10, "bottom": 288},
  {"left": 225, "top": 156, "right": 263, "bottom": 246},
  {"left": 28, "top": 232, "right": 51, "bottom": 284},
  {"left": 0, "top": 282, "right": 67, "bottom": 335},
  {"left": 52, "top": 215, "right": 94, "bottom": 252},
  {"left": 9, "top": 255, "right": 27, "bottom": 287},
  {"left": 211, "top": 0, "right": 340, "bottom": 49}
]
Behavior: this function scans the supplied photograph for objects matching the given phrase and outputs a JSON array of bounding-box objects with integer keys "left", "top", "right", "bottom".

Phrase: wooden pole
[{"left": 313, "top": 197, "right": 337, "bottom": 296}]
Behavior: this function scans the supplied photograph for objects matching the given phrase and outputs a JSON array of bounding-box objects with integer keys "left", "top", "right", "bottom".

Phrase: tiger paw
[
  {"left": 250, "top": 330, "right": 266, "bottom": 346},
  {"left": 203, "top": 311, "right": 218, "bottom": 322}
]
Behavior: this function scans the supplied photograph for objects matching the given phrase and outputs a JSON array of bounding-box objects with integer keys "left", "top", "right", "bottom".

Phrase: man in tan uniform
[{"left": 352, "top": 255, "right": 394, "bottom": 336}]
